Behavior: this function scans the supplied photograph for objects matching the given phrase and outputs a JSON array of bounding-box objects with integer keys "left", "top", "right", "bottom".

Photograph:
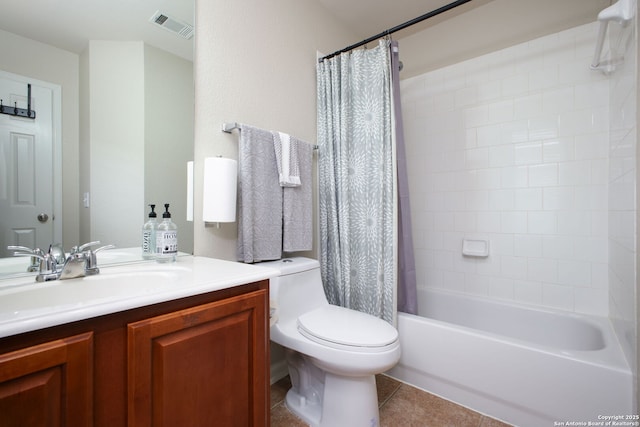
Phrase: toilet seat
[{"left": 297, "top": 305, "right": 398, "bottom": 353}]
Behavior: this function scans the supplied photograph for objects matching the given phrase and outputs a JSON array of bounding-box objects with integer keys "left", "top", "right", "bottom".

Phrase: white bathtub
[{"left": 387, "top": 288, "right": 634, "bottom": 427}]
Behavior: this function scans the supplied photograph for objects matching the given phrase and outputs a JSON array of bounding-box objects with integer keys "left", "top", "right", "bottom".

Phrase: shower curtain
[
  {"left": 390, "top": 41, "right": 418, "bottom": 315},
  {"left": 317, "top": 39, "right": 416, "bottom": 323}
]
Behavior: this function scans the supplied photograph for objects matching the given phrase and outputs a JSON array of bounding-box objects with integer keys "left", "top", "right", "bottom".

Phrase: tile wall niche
[{"left": 402, "top": 22, "right": 613, "bottom": 315}]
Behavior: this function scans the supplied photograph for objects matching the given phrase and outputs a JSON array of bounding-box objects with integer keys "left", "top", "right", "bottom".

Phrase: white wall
[
  {"left": 85, "top": 41, "right": 145, "bottom": 247},
  {"left": 144, "top": 45, "right": 194, "bottom": 254},
  {"left": 0, "top": 29, "right": 80, "bottom": 247},
  {"left": 402, "top": 22, "right": 611, "bottom": 316},
  {"left": 81, "top": 42, "right": 194, "bottom": 251},
  {"left": 398, "top": 0, "right": 609, "bottom": 78},
  {"left": 192, "top": 0, "right": 357, "bottom": 260},
  {"left": 192, "top": 0, "right": 358, "bottom": 382}
]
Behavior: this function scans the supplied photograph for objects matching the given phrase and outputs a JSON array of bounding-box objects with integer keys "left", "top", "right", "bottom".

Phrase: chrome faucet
[
  {"left": 8, "top": 241, "right": 115, "bottom": 282},
  {"left": 59, "top": 241, "right": 115, "bottom": 279},
  {"left": 11, "top": 246, "right": 59, "bottom": 282},
  {"left": 7, "top": 245, "right": 43, "bottom": 272},
  {"left": 58, "top": 252, "right": 89, "bottom": 280},
  {"left": 70, "top": 241, "right": 115, "bottom": 276}
]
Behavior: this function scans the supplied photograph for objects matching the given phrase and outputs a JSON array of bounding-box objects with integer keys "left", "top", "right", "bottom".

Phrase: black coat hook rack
[{"left": 0, "top": 84, "right": 36, "bottom": 119}]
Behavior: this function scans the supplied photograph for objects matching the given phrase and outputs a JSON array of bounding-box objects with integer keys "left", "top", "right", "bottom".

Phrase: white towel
[{"left": 272, "top": 131, "right": 301, "bottom": 187}]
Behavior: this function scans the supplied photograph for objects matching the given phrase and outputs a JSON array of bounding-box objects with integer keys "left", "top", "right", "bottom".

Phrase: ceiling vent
[{"left": 149, "top": 10, "right": 194, "bottom": 40}]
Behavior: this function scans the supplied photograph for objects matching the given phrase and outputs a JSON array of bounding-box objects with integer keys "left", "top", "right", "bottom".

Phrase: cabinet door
[
  {"left": 128, "top": 289, "right": 269, "bottom": 427},
  {"left": 0, "top": 332, "right": 93, "bottom": 427}
]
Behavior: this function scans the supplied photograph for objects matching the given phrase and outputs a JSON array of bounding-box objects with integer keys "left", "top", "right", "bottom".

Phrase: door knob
[{"left": 37, "top": 213, "right": 49, "bottom": 223}]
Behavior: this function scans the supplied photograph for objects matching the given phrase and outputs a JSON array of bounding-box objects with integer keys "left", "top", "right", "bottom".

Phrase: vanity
[{"left": 0, "top": 255, "right": 277, "bottom": 426}]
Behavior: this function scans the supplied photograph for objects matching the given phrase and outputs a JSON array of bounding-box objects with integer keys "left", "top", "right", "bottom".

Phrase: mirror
[{"left": 0, "top": 1, "right": 194, "bottom": 277}]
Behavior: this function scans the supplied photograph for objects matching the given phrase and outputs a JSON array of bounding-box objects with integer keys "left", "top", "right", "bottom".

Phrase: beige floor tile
[
  {"left": 270, "top": 403, "right": 308, "bottom": 427},
  {"left": 271, "top": 376, "right": 292, "bottom": 409},
  {"left": 379, "top": 383, "right": 482, "bottom": 427},
  {"left": 479, "top": 415, "right": 513, "bottom": 427},
  {"left": 376, "top": 374, "right": 402, "bottom": 406},
  {"left": 271, "top": 375, "right": 513, "bottom": 427}
]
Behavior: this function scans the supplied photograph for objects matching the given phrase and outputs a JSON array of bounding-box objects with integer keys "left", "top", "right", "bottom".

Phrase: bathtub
[{"left": 387, "top": 288, "right": 634, "bottom": 427}]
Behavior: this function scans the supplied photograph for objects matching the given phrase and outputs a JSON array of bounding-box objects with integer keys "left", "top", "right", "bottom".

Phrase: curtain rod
[{"left": 319, "top": 0, "right": 473, "bottom": 62}]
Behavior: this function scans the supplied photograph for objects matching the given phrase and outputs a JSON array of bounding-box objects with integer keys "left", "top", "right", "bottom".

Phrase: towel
[
  {"left": 272, "top": 131, "right": 301, "bottom": 187},
  {"left": 283, "top": 138, "right": 313, "bottom": 252},
  {"left": 236, "top": 124, "right": 283, "bottom": 263}
]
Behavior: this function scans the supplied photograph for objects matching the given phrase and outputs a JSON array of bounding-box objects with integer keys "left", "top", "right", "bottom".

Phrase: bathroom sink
[
  {"left": 0, "top": 246, "right": 147, "bottom": 286},
  {"left": 0, "top": 256, "right": 279, "bottom": 338},
  {"left": 0, "top": 264, "right": 191, "bottom": 321},
  {"left": 0, "top": 247, "right": 190, "bottom": 291}
]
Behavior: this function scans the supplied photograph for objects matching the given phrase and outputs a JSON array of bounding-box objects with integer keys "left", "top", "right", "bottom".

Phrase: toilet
[{"left": 263, "top": 257, "right": 400, "bottom": 427}]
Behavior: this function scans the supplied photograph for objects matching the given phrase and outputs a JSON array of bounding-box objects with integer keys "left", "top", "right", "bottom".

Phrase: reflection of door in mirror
[{"left": 0, "top": 71, "right": 61, "bottom": 257}]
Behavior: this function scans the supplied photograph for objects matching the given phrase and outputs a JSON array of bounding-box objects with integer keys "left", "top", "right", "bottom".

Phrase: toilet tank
[{"left": 260, "top": 257, "right": 329, "bottom": 323}]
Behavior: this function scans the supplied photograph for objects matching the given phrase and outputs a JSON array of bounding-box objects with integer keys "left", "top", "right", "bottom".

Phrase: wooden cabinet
[
  {"left": 0, "top": 332, "right": 93, "bottom": 427},
  {"left": 128, "top": 290, "right": 268, "bottom": 427},
  {"left": 0, "top": 281, "right": 270, "bottom": 427}
]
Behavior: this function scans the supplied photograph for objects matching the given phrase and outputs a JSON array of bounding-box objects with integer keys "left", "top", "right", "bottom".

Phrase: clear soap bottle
[
  {"left": 141, "top": 204, "right": 158, "bottom": 260},
  {"left": 156, "top": 203, "right": 178, "bottom": 263}
]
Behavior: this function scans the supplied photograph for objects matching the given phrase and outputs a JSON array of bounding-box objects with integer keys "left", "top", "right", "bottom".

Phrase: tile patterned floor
[{"left": 271, "top": 374, "right": 513, "bottom": 427}]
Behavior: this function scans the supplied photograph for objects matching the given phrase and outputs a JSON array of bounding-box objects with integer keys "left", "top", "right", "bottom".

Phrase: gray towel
[
  {"left": 237, "top": 124, "right": 283, "bottom": 263},
  {"left": 283, "top": 138, "right": 313, "bottom": 252}
]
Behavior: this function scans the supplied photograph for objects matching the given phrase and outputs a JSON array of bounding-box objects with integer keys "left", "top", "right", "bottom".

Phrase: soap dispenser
[
  {"left": 156, "top": 203, "right": 178, "bottom": 263},
  {"left": 141, "top": 204, "right": 158, "bottom": 260}
]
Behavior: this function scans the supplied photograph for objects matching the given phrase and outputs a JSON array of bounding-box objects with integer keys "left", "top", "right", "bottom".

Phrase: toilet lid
[{"left": 297, "top": 305, "right": 398, "bottom": 349}]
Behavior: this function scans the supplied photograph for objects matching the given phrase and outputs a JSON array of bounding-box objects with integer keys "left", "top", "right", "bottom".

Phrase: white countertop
[{"left": 0, "top": 256, "right": 278, "bottom": 338}]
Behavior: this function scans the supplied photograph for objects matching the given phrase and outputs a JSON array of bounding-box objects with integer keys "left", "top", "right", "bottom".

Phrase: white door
[{"left": 0, "top": 71, "right": 60, "bottom": 257}]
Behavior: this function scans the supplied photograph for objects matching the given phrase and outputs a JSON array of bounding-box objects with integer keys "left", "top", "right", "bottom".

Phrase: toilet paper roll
[{"left": 203, "top": 157, "right": 237, "bottom": 223}]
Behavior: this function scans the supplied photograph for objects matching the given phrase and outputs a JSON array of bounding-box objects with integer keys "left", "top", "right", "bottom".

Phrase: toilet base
[
  {"left": 286, "top": 372, "right": 380, "bottom": 427},
  {"left": 285, "top": 388, "right": 322, "bottom": 426}
]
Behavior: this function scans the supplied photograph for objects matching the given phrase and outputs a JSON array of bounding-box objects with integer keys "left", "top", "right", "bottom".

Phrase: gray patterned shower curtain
[{"left": 317, "top": 39, "right": 417, "bottom": 323}]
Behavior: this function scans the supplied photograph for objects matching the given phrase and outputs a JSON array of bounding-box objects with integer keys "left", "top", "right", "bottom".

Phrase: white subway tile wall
[
  {"left": 606, "top": 19, "right": 637, "bottom": 370},
  {"left": 402, "top": 22, "right": 630, "bottom": 317}
]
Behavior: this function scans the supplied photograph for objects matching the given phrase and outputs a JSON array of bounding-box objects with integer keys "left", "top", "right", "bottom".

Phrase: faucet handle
[
  {"left": 8, "top": 245, "right": 45, "bottom": 257},
  {"left": 8, "top": 245, "right": 36, "bottom": 253},
  {"left": 85, "top": 244, "right": 115, "bottom": 276},
  {"left": 38, "top": 253, "right": 59, "bottom": 281},
  {"left": 13, "top": 252, "right": 59, "bottom": 282},
  {"left": 93, "top": 244, "right": 115, "bottom": 253},
  {"left": 9, "top": 246, "right": 44, "bottom": 273},
  {"left": 77, "top": 241, "right": 101, "bottom": 252},
  {"left": 71, "top": 240, "right": 100, "bottom": 254}
]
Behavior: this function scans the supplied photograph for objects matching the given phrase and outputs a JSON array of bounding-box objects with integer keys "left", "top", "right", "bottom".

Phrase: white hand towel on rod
[{"left": 273, "top": 131, "right": 301, "bottom": 187}]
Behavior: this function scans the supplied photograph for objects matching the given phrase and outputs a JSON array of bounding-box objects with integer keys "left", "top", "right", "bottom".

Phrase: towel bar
[{"left": 221, "top": 122, "right": 319, "bottom": 149}]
